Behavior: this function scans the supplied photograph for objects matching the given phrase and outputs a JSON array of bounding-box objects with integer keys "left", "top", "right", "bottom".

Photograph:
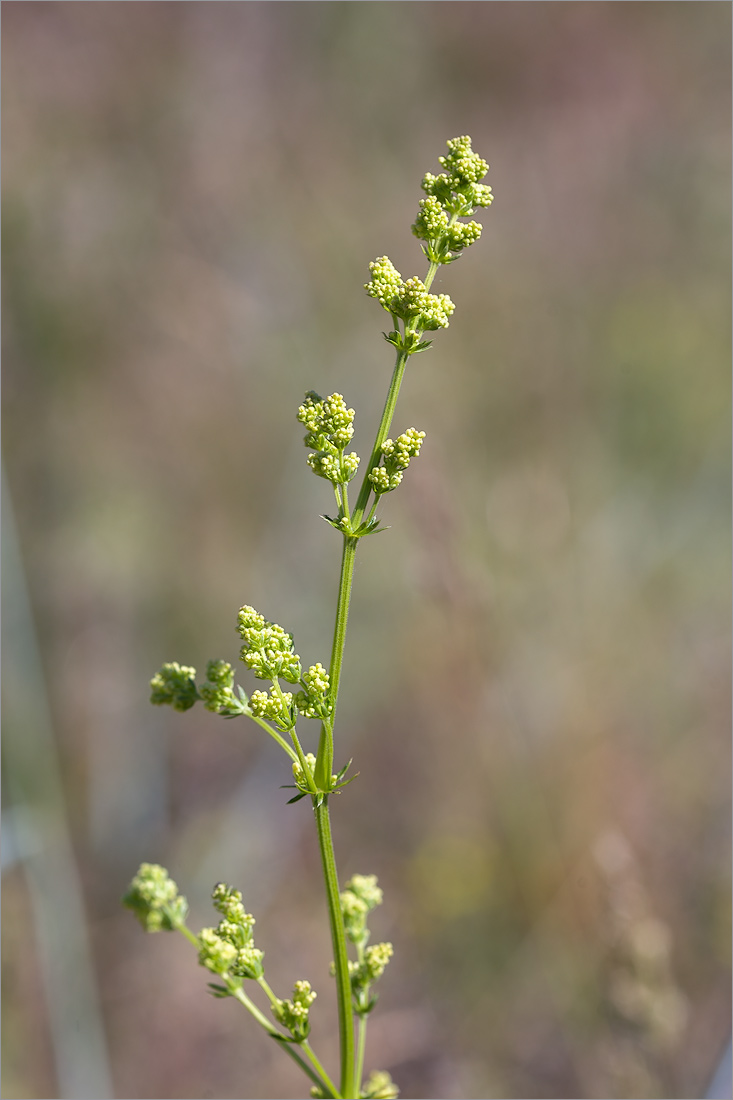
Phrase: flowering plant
[{"left": 124, "top": 136, "right": 492, "bottom": 1100}]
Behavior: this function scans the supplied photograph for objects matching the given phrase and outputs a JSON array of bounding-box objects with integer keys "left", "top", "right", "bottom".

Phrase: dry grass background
[{"left": 2, "top": 4, "right": 730, "bottom": 1098}]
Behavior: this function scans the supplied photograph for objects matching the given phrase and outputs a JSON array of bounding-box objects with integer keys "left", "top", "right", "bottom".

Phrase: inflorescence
[
  {"left": 366, "top": 135, "right": 492, "bottom": 358},
  {"left": 130, "top": 135, "right": 493, "bottom": 1100}
]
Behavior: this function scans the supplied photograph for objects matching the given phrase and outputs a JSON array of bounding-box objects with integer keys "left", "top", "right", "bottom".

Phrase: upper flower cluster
[
  {"left": 415, "top": 135, "right": 492, "bottom": 265},
  {"left": 364, "top": 136, "right": 491, "bottom": 359}
]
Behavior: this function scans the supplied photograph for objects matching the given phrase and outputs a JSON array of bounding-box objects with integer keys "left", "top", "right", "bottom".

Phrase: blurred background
[{"left": 2, "top": 4, "right": 730, "bottom": 1099}]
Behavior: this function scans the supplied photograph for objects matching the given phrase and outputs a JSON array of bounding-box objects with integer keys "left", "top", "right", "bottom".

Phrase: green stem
[
  {"left": 315, "top": 535, "right": 357, "bottom": 789},
  {"left": 270, "top": 679, "right": 317, "bottom": 793},
  {"left": 176, "top": 924, "right": 338, "bottom": 1097},
  {"left": 351, "top": 350, "right": 410, "bottom": 526},
  {"left": 257, "top": 976, "right": 340, "bottom": 1097},
  {"left": 302, "top": 1040, "right": 342, "bottom": 1100},
  {"left": 176, "top": 922, "right": 201, "bottom": 949},
  {"left": 309, "top": 248, "right": 452, "bottom": 1096},
  {"left": 230, "top": 982, "right": 282, "bottom": 1035},
  {"left": 315, "top": 797, "right": 356, "bottom": 1098},
  {"left": 249, "top": 713, "right": 299, "bottom": 764},
  {"left": 355, "top": 1014, "right": 368, "bottom": 1097}
]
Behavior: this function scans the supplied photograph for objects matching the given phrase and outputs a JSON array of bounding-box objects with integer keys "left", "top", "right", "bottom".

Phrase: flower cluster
[
  {"left": 123, "top": 863, "right": 188, "bottom": 932},
  {"left": 294, "top": 662, "right": 333, "bottom": 720},
  {"left": 368, "top": 428, "right": 425, "bottom": 495},
  {"left": 365, "top": 257, "right": 455, "bottom": 332},
  {"left": 360, "top": 1070, "right": 400, "bottom": 1099},
  {"left": 271, "top": 979, "right": 317, "bottom": 1042},
  {"left": 340, "top": 874, "right": 384, "bottom": 945},
  {"left": 237, "top": 605, "right": 302, "bottom": 684},
  {"left": 336, "top": 874, "right": 392, "bottom": 1017},
  {"left": 413, "top": 135, "right": 492, "bottom": 265},
  {"left": 150, "top": 659, "right": 249, "bottom": 718},
  {"left": 198, "top": 883, "right": 264, "bottom": 980},
  {"left": 249, "top": 688, "right": 294, "bottom": 729},
  {"left": 297, "top": 391, "right": 360, "bottom": 485},
  {"left": 150, "top": 662, "right": 199, "bottom": 712},
  {"left": 199, "top": 659, "right": 248, "bottom": 716},
  {"left": 349, "top": 942, "right": 394, "bottom": 992}
]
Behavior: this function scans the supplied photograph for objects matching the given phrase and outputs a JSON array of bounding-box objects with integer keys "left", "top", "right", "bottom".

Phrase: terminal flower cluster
[{"left": 365, "top": 135, "right": 491, "bottom": 361}]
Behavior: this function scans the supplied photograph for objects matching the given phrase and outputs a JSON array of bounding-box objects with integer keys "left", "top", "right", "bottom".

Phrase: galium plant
[{"left": 124, "top": 136, "right": 493, "bottom": 1100}]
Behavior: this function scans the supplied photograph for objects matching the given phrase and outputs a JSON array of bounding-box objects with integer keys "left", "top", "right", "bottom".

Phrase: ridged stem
[{"left": 315, "top": 797, "right": 356, "bottom": 1098}]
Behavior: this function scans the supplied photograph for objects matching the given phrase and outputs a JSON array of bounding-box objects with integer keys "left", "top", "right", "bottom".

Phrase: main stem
[
  {"left": 315, "top": 797, "right": 355, "bottom": 1098},
  {"left": 315, "top": 283, "right": 438, "bottom": 1096},
  {"left": 351, "top": 349, "right": 409, "bottom": 526}
]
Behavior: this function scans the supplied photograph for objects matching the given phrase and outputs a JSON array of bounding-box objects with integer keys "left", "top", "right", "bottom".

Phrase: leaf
[
  {"left": 321, "top": 514, "right": 345, "bottom": 532},
  {"left": 207, "top": 983, "right": 231, "bottom": 998},
  {"left": 334, "top": 758, "right": 353, "bottom": 781},
  {"left": 334, "top": 772, "right": 360, "bottom": 792}
]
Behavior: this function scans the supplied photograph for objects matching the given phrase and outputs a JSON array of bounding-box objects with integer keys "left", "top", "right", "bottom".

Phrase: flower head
[
  {"left": 123, "top": 863, "right": 188, "bottom": 932},
  {"left": 272, "top": 979, "right": 317, "bottom": 1041},
  {"left": 150, "top": 662, "right": 199, "bottom": 711},
  {"left": 237, "top": 605, "right": 302, "bottom": 684}
]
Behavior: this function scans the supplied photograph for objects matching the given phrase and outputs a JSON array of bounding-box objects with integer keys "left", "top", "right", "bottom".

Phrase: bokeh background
[{"left": 2, "top": 4, "right": 730, "bottom": 1099}]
